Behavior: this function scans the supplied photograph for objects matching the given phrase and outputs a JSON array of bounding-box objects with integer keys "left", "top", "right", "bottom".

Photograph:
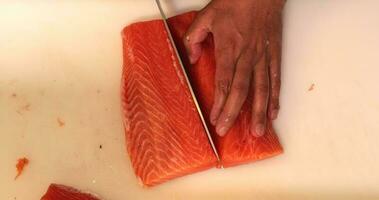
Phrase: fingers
[
  {"left": 209, "top": 37, "right": 237, "bottom": 127},
  {"left": 267, "top": 14, "right": 283, "bottom": 120},
  {"left": 251, "top": 53, "right": 269, "bottom": 137},
  {"left": 214, "top": 48, "right": 255, "bottom": 136},
  {"left": 268, "top": 40, "right": 281, "bottom": 120},
  {"left": 183, "top": 11, "right": 213, "bottom": 64}
]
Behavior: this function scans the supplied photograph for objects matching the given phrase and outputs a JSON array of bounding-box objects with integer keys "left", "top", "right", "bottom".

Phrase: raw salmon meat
[
  {"left": 121, "top": 13, "right": 218, "bottom": 187},
  {"left": 14, "top": 157, "right": 29, "bottom": 180},
  {"left": 41, "top": 184, "right": 100, "bottom": 200},
  {"left": 121, "top": 11, "right": 283, "bottom": 186}
]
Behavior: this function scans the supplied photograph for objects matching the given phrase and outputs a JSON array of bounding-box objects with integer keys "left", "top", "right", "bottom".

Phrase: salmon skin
[
  {"left": 40, "top": 184, "right": 100, "bottom": 200},
  {"left": 121, "top": 11, "right": 283, "bottom": 187}
]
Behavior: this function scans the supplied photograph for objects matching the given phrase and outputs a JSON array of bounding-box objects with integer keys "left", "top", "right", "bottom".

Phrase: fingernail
[
  {"left": 255, "top": 124, "right": 265, "bottom": 137},
  {"left": 271, "top": 109, "right": 278, "bottom": 120},
  {"left": 210, "top": 109, "right": 217, "bottom": 125},
  {"left": 217, "top": 126, "right": 227, "bottom": 137}
]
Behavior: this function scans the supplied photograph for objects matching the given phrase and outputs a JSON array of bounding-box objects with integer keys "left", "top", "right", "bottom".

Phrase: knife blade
[{"left": 155, "top": 0, "right": 220, "bottom": 162}]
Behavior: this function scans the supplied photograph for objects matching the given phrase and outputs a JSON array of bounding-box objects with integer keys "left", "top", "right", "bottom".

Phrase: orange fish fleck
[
  {"left": 15, "top": 157, "right": 29, "bottom": 180},
  {"left": 308, "top": 83, "right": 315, "bottom": 91},
  {"left": 57, "top": 118, "right": 65, "bottom": 127},
  {"left": 23, "top": 104, "right": 31, "bottom": 111}
]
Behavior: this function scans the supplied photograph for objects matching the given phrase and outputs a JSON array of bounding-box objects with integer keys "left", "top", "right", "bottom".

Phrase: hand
[{"left": 183, "top": 0, "right": 285, "bottom": 137}]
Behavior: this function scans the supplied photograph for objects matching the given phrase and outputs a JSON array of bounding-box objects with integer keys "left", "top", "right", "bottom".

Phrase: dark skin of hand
[{"left": 184, "top": 0, "right": 285, "bottom": 137}]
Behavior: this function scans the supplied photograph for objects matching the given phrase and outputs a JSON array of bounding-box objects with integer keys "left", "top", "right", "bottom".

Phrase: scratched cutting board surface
[{"left": 1, "top": 0, "right": 379, "bottom": 199}]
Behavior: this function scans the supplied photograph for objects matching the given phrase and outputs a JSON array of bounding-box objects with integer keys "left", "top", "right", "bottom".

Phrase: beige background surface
[{"left": 1, "top": 0, "right": 379, "bottom": 199}]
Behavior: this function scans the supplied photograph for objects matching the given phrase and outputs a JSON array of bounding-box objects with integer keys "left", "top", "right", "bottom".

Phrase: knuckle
[
  {"left": 271, "top": 103, "right": 280, "bottom": 111},
  {"left": 275, "top": 75, "right": 282, "bottom": 83},
  {"left": 216, "top": 79, "right": 231, "bottom": 95},
  {"left": 270, "top": 98, "right": 280, "bottom": 109}
]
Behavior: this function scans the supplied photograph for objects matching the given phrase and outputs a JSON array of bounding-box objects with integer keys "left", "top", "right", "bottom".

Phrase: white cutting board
[{"left": 1, "top": 0, "right": 379, "bottom": 199}]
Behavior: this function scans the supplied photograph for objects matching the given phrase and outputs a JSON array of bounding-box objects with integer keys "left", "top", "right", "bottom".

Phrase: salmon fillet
[
  {"left": 121, "top": 11, "right": 283, "bottom": 187},
  {"left": 121, "top": 15, "right": 218, "bottom": 187},
  {"left": 40, "top": 184, "right": 100, "bottom": 200}
]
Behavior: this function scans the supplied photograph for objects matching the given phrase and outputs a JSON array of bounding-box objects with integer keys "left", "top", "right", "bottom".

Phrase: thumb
[{"left": 183, "top": 12, "right": 212, "bottom": 64}]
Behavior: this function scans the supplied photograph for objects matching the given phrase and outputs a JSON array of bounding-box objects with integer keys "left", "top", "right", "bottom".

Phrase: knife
[{"left": 155, "top": 0, "right": 220, "bottom": 162}]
